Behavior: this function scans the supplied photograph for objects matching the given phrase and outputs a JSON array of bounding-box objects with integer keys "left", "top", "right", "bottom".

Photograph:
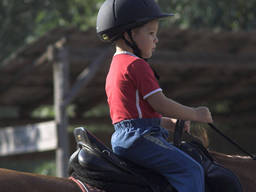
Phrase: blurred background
[{"left": 0, "top": 0, "right": 255, "bottom": 177}]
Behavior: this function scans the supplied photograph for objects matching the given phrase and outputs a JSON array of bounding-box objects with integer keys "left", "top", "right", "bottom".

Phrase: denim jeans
[{"left": 112, "top": 118, "right": 205, "bottom": 192}]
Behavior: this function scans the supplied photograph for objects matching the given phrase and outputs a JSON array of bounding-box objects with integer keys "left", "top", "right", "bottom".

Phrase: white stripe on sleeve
[
  {"left": 136, "top": 90, "right": 143, "bottom": 118},
  {"left": 143, "top": 88, "right": 162, "bottom": 100}
]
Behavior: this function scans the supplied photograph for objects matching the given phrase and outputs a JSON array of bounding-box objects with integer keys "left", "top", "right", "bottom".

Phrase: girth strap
[
  {"left": 69, "top": 176, "right": 88, "bottom": 192},
  {"left": 69, "top": 176, "right": 106, "bottom": 192}
]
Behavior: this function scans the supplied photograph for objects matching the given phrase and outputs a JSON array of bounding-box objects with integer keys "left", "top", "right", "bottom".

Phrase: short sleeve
[{"left": 128, "top": 59, "right": 162, "bottom": 99}]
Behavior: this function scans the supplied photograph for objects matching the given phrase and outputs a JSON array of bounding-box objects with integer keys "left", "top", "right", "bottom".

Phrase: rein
[
  {"left": 173, "top": 120, "right": 256, "bottom": 160},
  {"left": 208, "top": 123, "right": 256, "bottom": 160}
]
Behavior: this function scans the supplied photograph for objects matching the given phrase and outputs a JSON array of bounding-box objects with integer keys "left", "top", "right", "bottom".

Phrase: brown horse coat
[
  {"left": 0, "top": 152, "right": 255, "bottom": 192},
  {"left": 211, "top": 151, "right": 256, "bottom": 192},
  {"left": 0, "top": 168, "right": 80, "bottom": 192}
]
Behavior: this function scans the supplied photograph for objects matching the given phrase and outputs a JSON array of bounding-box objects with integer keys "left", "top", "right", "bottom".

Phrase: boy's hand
[
  {"left": 194, "top": 106, "right": 213, "bottom": 123},
  {"left": 184, "top": 120, "right": 191, "bottom": 133}
]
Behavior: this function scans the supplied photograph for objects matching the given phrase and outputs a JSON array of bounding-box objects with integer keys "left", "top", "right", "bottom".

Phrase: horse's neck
[
  {"left": 210, "top": 151, "right": 252, "bottom": 165},
  {"left": 211, "top": 151, "right": 256, "bottom": 180},
  {"left": 211, "top": 151, "right": 256, "bottom": 191}
]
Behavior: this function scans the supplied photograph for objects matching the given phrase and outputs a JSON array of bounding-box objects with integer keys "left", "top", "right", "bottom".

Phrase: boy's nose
[{"left": 154, "top": 36, "right": 159, "bottom": 43}]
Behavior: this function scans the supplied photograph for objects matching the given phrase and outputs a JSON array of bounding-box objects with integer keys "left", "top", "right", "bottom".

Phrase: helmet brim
[{"left": 158, "top": 13, "right": 175, "bottom": 18}]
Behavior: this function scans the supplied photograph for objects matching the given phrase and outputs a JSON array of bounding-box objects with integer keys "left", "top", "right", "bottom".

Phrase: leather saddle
[{"left": 68, "top": 127, "right": 175, "bottom": 192}]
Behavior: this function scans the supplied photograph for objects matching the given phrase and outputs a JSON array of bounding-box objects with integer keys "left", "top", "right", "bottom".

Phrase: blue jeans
[{"left": 112, "top": 118, "right": 205, "bottom": 192}]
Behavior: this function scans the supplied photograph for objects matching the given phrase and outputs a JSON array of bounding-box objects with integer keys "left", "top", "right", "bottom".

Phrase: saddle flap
[
  {"left": 70, "top": 127, "right": 174, "bottom": 192},
  {"left": 74, "top": 127, "right": 112, "bottom": 152},
  {"left": 78, "top": 147, "right": 126, "bottom": 173},
  {"left": 73, "top": 127, "right": 132, "bottom": 171}
]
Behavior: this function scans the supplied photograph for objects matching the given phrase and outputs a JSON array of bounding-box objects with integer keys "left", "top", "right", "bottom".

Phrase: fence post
[{"left": 51, "top": 39, "right": 70, "bottom": 177}]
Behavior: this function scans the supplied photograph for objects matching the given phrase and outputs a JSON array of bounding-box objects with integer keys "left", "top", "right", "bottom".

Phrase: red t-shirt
[{"left": 105, "top": 52, "right": 162, "bottom": 124}]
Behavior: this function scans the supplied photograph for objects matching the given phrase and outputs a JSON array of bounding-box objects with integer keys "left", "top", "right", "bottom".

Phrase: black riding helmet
[
  {"left": 97, "top": 0, "right": 173, "bottom": 79},
  {"left": 96, "top": 0, "right": 174, "bottom": 42}
]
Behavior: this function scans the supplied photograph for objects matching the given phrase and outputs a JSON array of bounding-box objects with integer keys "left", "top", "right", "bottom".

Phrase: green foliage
[
  {"left": 34, "top": 160, "right": 56, "bottom": 176},
  {"left": 0, "top": 0, "right": 105, "bottom": 63},
  {"left": 1, "top": 0, "right": 256, "bottom": 63},
  {"left": 0, "top": 106, "right": 18, "bottom": 118},
  {"left": 31, "top": 105, "right": 55, "bottom": 118},
  {"left": 0, "top": 156, "right": 56, "bottom": 176},
  {"left": 84, "top": 103, "right": 109, "bottom": 117},
  {"left": 31, "top": 105, "right": 76, "bottom": 119},
  {"left": 64, "top": 0, "right": 104, "bottom": 30},
  {"left": 159, "top": 0, "right": 256, "bottom": 31}
]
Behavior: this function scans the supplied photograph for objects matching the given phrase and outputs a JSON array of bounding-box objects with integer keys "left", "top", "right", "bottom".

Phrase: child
[{"left": 96, "top": 0, "right": 213, "bottom": 192}]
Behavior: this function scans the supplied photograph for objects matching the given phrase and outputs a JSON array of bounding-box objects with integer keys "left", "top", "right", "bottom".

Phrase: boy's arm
[{"left": 147, "top": 91, "right": 213, "bottom": 123}]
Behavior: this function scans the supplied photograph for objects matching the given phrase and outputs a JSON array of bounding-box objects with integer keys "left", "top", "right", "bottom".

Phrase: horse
[
  {"left": 210, "top": 151, "right": 256, "bottom": 192},
  {"left": 0, "top": 122, "right": 255, "bottom": 192},
  {"left": 0, "top": 168, "right": 80, "bottom": 192},
  {"left": 0, "top": 151, "right": 255, "bottom": 192},
  {"left": 0, "top": 167, "right": 106, "bottom": 192},
  {"left": 188, "top": 123, "right": 256, "bottom": 191}
]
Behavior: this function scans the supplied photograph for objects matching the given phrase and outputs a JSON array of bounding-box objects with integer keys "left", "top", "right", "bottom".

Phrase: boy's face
[{"left": 132, "top": 20, "right": 159, "bottom": 59}]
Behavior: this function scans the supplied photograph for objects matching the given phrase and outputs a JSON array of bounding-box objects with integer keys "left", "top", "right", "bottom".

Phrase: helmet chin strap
[
  {"left": 122, "top": 30, "right": 160, "bottom": 80},
  {"left": 122, "top": 30, "right": 142, "bottom": 58}
]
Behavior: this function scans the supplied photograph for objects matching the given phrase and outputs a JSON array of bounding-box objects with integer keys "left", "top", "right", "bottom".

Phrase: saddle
[
  {"left": 68, "top": 121, "right": 243, "bottom": 192},
  {"left": 68, "top": 127, "right": 174, "bottom": 192}
]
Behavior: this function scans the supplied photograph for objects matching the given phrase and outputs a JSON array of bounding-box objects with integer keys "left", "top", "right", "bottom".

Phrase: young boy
[{"left": 96, "top": 0, "right": 213, "bottom": 192}]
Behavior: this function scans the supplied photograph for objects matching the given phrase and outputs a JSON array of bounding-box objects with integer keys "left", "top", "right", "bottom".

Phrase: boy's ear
[
  {"left": 123, "top": 31, "right": 130, "bottom": 40},
  {"left": 122, "top": 31, "right": 133, "bottom": 44}
]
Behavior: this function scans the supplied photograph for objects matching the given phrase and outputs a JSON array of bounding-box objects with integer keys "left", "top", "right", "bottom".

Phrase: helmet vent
[
  {"left": 113, "top": 0, "right": 117, "bottom": 22},
  {"left": 142, "top": 0, "right": 148, "bottom": 6}
]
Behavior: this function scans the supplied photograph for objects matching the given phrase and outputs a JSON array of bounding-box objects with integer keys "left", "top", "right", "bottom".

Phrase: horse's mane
[
  {"left": 190, "top": 125, "right": 253, "bottom": 162},
  {"left": 210, "top": 151, "right": 252, "bottom": 161}
]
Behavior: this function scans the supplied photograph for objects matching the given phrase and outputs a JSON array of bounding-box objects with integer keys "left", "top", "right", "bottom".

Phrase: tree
[
  {"left": 1, "top": 0, "right": 256, "bottom": 63},
  {"left": 0, "top": 0, "right": 104, "bottom": 63},
  {"left": 158, "top": 0, "right": 256, "bottom": 31}
]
